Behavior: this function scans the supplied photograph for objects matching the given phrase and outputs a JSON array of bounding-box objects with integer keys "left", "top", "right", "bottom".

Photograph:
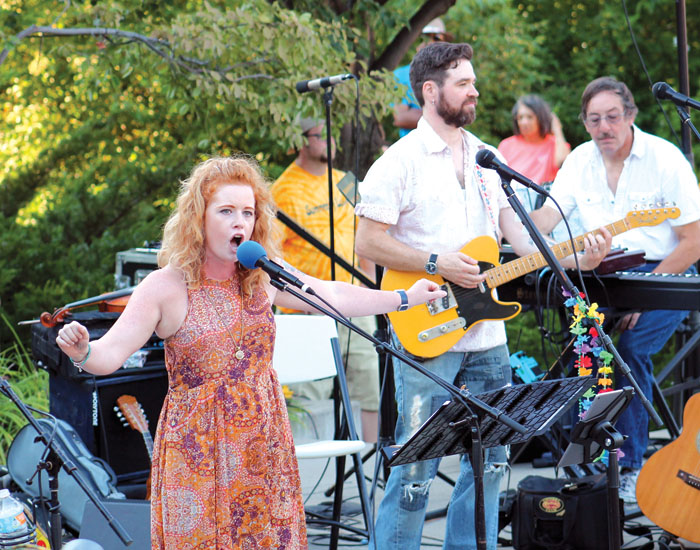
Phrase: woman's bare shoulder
[
  {"left": 133, "top": 266, "right": 189, "bottom": 338},
  {"left": 140, "top": 265, "right": 186, "bottom": 291}
]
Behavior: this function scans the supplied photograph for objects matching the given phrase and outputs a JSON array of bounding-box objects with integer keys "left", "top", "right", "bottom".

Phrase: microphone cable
[{"left": 620, "top": 0, "right": 681, "bottom": 146}]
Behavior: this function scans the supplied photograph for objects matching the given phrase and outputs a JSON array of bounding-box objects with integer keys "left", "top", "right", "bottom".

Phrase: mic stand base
[{"left": 0, "top": 379, "right": 133, "bottom": 548}]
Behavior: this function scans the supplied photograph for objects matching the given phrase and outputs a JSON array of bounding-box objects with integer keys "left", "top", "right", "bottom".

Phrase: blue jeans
[
  {"left": 614, "top": 263, "right": 694, "bottom": 469},
  {"left": 371, "top": 343, "right": 511, "bottom": 550}
]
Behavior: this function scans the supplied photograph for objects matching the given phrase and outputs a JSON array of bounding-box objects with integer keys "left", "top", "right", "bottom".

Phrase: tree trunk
[{"left": 336, "top": 115, "right": 387, "bottom": 182}]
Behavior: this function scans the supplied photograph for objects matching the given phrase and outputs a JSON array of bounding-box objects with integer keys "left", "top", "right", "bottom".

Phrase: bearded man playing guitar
[
  {"left": 355, "top": 42, "right": 611, "bottom": 550},
  {"left": 530, "top": 76, "right": 700, "bottom": 505}
]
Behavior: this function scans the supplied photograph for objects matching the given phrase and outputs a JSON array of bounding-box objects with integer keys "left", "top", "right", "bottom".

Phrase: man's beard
[{"left": 436, "top": 90, "right": 477, "bottom": 127}]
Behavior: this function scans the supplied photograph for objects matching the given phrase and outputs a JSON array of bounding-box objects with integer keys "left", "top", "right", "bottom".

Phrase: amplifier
[
  {"left": 31, "top": 311, "right": 164, "bottom": 379},
  {"left": 31, "top": 311, "right": 167, "bottom": 481},
  {"left": 114, "top": 248, "right": 159, "bottom": 289}
]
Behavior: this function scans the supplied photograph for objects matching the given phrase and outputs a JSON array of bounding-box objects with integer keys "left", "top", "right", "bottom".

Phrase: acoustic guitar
[
  {"left": 381, "top": 207, "right": 679, "bottom": 358},
  {"left": 115, "top": 394, "right": 154, "bottom": 461},
  {"left": 636, "top": 393, "right": 700, "bottom": 544},
  {"left": 115, "top": 394, "right": 154, "bottom": 499}
]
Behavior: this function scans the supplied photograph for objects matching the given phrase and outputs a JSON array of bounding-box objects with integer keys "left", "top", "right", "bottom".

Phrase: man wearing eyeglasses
[{"left": 530, "top": 76, "right": 700, "bottom": 504}]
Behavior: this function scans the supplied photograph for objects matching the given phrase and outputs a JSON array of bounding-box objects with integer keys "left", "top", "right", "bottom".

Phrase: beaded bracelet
[{"left": 71, "top": 343, "right": 91, "bottom": 372}]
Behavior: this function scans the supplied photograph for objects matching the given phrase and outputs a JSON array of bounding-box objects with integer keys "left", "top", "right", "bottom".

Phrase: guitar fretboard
[
  {"left": 142, "top": 431, "right": 154, "bottom": 460},
  {"left": 484, "top": 218, "right": 633, "bottom": 288}
]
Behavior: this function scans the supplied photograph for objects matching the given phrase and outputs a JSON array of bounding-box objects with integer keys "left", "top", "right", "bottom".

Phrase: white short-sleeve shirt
[
  {"left": 545, "top": 126, "right": 700, "bottom": 261},
  {"left": 356, "top": 118, "right": 510, "bottom": 352}
]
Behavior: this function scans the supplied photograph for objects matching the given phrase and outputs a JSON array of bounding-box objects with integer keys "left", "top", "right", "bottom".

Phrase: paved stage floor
[{"left": 297, "top": 438, "right": 700, "bottom": 550}]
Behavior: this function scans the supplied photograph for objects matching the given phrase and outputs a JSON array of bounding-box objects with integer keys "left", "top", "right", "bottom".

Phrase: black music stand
[
  {"left": 382, "top": 375, "right": 595, "bottom": 550},
  {"left": 558, "top": 387, "right": 634, "bottom": 550}
]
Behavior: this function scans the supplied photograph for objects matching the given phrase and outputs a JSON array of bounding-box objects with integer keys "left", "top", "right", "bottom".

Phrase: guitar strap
[{"left": 469, "top": 140, "right": 500, "bottom": 241}]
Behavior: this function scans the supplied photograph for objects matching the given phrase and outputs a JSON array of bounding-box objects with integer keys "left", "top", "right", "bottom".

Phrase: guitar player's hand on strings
[
  {"left": 578, "top": 227, "right": 612, "bottom": 271},
  {"left": 435, "top": 251, "right": 486, "bottom": 289}
]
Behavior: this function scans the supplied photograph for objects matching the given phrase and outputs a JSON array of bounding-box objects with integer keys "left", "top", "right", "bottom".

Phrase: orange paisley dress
[{"left": 150, "top": 276, "right": 307, "bottom": 549}]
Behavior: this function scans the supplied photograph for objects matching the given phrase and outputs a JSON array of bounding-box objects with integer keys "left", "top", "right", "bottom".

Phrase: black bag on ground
[
  {"left": 512, "top": 474, "right": 618, "bottom": 550},
  {"left": 7, "top": 417, "right": 125, "bottom": 534}
]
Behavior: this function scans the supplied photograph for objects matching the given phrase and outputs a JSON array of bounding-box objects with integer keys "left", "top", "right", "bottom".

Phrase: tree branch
[
  {"left": 369, "top": 0, "right": 455, "bottom": 72},
  {"left": 0, "top": 25, "right": 272, "bottom": 80}
]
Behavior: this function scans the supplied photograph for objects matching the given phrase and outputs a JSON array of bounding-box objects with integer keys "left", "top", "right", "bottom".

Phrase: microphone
[
  {"left": 237, "top": 241, "right": 315, "bottom": 295},
  {"left": 652, "top": 82, "right": 700, "bottom": 111},
  {"left": 475, "top": 149, "right": 549, "bottom": 196},
  {"left": 295, "top": 73, "right": 354, "bottom": 94}
]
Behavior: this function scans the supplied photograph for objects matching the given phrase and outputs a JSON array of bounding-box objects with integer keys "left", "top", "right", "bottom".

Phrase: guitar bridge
[
  {"left": 426, "top": 283, "right": 457, "bottom": 315},
  {"left": 677, "top": 469, "right": 700, "bottom": 491},
  {"left": 418, "top": 317, "right": 467, "bottom": 342}
]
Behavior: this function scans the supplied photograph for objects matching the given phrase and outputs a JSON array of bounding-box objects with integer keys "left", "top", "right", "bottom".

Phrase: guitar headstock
[
  {"left": 115, "top": 394, "right": 149, "bottom": 434},
  {"left": 626, "top": 205, "right": 680, "bottom": 228}
]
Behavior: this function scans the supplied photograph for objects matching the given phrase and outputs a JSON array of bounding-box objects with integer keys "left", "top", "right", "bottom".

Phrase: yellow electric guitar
[
  {"left": 381, "top": 207, "right": 679, "bottom": 358},
  {"left": 636, "top": 393, "right": 700, "bottom": 543}
]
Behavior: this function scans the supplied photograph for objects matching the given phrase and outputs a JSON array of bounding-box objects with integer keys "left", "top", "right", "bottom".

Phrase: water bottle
[{"left": 0, "top": 489, "right": 34, "bottom": 548}]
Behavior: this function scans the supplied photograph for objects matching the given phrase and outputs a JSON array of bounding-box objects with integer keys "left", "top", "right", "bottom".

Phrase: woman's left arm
[{"left": 270, "top": 261, "right": 445, "bottom": 316}]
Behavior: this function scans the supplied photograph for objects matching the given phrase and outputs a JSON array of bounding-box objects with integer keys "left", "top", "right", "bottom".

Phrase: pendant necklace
[{"left": 205, "top": 278, "right": 245, "bottom": 361}]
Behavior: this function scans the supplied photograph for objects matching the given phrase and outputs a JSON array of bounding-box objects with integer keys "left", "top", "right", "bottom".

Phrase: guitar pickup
[
  {"left": 426, "top": 283, "right": 457, "bottom": 315},
  {"left": 418, "top": 317, "right": 467, "bottom": 342}
]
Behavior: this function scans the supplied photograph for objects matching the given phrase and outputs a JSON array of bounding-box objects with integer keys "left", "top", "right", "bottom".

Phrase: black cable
[
  {"left": 620, "top": 0, "right": 682, "bottom": 147},
  {"left": 303, "top": 457, "right": 332, "bottom": 507}
]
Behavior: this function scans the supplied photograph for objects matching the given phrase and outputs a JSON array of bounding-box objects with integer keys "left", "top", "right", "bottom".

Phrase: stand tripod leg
[
  {"left": 470, "top": 423, "right": 487, "bottom": 550},
  {"left": 607, "top": 450, "right": 622, "bottom": 550},
  {"left": 323, "top": 445, "right": 376, "bottom": 497},
  {"left": 652, "top": 380, "right": 681, "bottom": 438},
  {"left": 330, "top": 455, "right": 346, "bottom": 550}
]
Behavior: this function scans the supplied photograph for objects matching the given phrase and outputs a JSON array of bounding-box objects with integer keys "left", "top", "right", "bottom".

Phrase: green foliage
[
  {"left": 0, "top": 315, "right": 49, "bottom": 464},
  {"left": 1, "top": 0, "right": 699, "bottom": 349},
  {"left": 0, "top": 0, "right": 402, "bottom": 340},
  {"left": 512, "top": 0, "right": 700, "bottom": 153},
  {"left": 444, "top": 0, "right": 547, "bottom": 146}
]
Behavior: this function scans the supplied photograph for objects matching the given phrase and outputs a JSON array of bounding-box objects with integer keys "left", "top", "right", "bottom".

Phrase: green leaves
[{"left": 1, "top": 0, "right": 698, "bottom": 348}]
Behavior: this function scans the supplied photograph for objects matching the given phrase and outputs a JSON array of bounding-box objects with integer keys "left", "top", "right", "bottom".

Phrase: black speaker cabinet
[
  {"left": 33, "top": 311, "right": 168, "bottom": 482},
  {"left": 49, "top": 367, "right": 168, "bottom": 482},
  {"left": 80, "top": 500, "right": 151, "bottom": 550}
]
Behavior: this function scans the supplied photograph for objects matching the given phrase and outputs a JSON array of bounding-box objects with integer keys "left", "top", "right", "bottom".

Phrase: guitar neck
[
  {"left": 485, "top": 218, "right": 632, "bottom": 288},
  {"left": 142, "top": 431, "right": 154, "bottom": 461}
]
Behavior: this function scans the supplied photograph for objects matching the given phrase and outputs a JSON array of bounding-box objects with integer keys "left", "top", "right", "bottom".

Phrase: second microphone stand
[
  {"left": 500, "top": 176, "right": 661, "bottom": 550},
  {"left": 0, "top": 378, "right": 132, "bottom": 549}
]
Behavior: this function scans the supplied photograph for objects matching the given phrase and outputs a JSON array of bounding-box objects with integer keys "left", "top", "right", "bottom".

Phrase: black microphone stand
[
  {"left": 322, "top": 87, "right": 338, "bottom": 282},
  {"left": 501, "top": 176, "right": 663, "bottom": 550},
  {"left": 674, "top": 105, "right": 700, "bottom": 141},
  {"left": 501, "top": 176, "right": 661, "bottom": 427},
  {"left": 0, "top": 378, "right": 133, "bottom": 549},
  {"left": 268, "top": 278, "right": 528, "bottom": 550}
]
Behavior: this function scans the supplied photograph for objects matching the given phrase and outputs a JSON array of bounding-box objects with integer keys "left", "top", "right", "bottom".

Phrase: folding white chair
[{"left": 273, "top": 314, "right": 373, "bottom": 549}]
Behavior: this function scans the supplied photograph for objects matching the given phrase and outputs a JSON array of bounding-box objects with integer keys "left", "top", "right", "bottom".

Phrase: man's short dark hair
[
  {"left": 409, "top": 42, "right": 474, "bottom": 107},
  {"left": 580, "top": 76, "right": 638, "bottom": 120},
  {"left": 512, "top": 94, "right": 552, "bottom": 138}
]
